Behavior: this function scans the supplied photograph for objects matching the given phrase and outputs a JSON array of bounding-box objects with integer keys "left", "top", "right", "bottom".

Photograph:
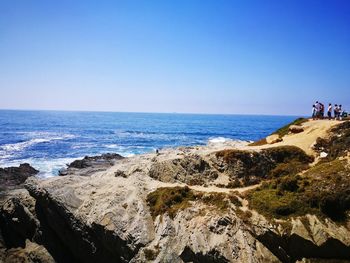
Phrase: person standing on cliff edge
[
  {"left": 327, "top": 103, "right": 332, "bottom": 120},
  {"left": 312, "top": 105, "right": 317, "bottom": 120}
]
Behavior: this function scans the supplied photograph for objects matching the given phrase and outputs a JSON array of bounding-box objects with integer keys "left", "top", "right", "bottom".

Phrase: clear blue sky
[{"left": 0, "top": 0, "right": 349, "bottom": 115}]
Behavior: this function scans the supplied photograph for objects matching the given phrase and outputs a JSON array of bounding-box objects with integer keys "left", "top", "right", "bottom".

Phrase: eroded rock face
[
  {"left": 132, "top": 207, "right": 281, "bottom": 263},
  {"left": 0, "top": 190, "right": 38, "bottom": 248},
  {"left": 0, "top": 189, "right": 55, "bottom": 263},
  {"left": 148, "top": 146, "right": 313, "bottom": 187},
  {"left": 149, "top": 154, "right": 218, "bottom": 185},
  {"left": 252, "top": 214, "right": 350, "bottom": 262},
  {"left": 23, "top": 175, "right": 154, "bottom": 263}
]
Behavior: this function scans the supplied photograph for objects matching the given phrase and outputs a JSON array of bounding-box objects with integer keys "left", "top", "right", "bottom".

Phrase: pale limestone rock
[{"left": 266, "top": 134, "right": 283, "bottom": 144}]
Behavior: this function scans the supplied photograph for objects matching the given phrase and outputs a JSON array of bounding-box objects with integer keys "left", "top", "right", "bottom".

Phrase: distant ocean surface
[{"left": 0, "top": 110, "right": 298, "bottom": 177}]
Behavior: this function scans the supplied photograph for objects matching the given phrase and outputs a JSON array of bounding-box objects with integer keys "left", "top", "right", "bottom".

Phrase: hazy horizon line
[{"left": 0, "top": 107, "right": 303, "bottom": 117}]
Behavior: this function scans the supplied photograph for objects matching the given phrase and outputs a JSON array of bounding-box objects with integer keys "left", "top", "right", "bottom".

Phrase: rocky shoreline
[{"left": 1, "top": 119, "right": 350, "bottom": 263}]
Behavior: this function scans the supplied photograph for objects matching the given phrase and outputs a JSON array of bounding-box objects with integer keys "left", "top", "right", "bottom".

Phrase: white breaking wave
[
  {"left": 208, "top": 137, "right": 233, "bottom": 144},
  {"left": 124, "top": 153, "right": 135, "bottom": 157},
  {"left": 0, "top": 157, "right": 80, "bottom": 178},
  {"left": 0, "top": 134, "right": 75, "bottom": 153},
  {"left": 113, "top": 130, "right": 176, "bottom": 140},
  {"left": 71, "top": 142, "right": 97, "bottom": 149},
  {"left": 32, "top": 157, "right": 78, "bottom": 178},
  {"left": 104, "top": 144, "right": 120, "bottom": 149}
]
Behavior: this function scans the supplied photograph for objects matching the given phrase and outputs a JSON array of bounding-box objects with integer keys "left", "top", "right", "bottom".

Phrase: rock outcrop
[
  {"left": 149, "top": 154, "right": 218, "bottom": 185},
  {"left": 0, "top": 163, "right": 53, "bottom": 263},
  {"left": 266, "top": 134, "right": 283, "bottom": 144},
  {"left": 59, "top": 153, "right": 124, "bottom": 176},
  {"left": 288, "top": 125, "right": 304, "bottom": 134},
  {"left": 0, "top": 190, "right": 38, "bottom": 248},
  {"left": 0, "top": 239, "right": 55, "bottom": 263},
  {"left": 0, "top": 164, "right": 38, "bottom": 192}
]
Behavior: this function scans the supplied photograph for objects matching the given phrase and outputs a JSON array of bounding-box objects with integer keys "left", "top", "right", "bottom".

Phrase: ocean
[{"left": 0, "top": 110, "right": 297, "bottom": 177}]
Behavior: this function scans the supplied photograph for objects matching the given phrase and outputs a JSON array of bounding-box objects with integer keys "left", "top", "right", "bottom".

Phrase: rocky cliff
[{"left": 1, "top": 119, "right": 350, "bottom": 263}]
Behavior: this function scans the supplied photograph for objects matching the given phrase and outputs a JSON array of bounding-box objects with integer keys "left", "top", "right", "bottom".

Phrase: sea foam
[
  {"left": 208, "top": 137, "right": 233, "bottom": 144},
  {"left": 0, "top": 134, "right": 75, "bottom": 153}
]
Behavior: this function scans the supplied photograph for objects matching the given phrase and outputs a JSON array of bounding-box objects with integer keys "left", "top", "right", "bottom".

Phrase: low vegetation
[
  {"left": 263, "top": 146, "right": 313, "bottom": 178},
  {"left": 314, "top": 121, "right": 350, "bottom": 161},
  {"left": 146, "top": 186, "right": 241, "bottom": 219},
  {"left": 248, "top": 158, "right": 350, "bottom": 221},
  {"left": 144, "top": 248, "right": 159, "bottom": 261},
  {"left": 262, "top": 145, "right": 314, "bottom": 164},
  {"left": 248, "top": 138, "right": 267, "bottom": 146},
  {"left": 249, "top": 117, "right": 308, "bottom": 146},
  {"left": 215, "top": 146, "right": 313, "bottom": 187},
  {"left": 216, "top": 149, "right": 274, "bottom": 179}
]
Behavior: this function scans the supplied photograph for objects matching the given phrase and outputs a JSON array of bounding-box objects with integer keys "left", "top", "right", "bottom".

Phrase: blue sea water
[{"left": 0, "top": 110, "right": 298, "bottom": 177}]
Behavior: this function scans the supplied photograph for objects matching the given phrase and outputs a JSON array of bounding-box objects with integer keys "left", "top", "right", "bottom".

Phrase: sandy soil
[{"left": 248, "top": 119, "right": 343, "bottom": 155}]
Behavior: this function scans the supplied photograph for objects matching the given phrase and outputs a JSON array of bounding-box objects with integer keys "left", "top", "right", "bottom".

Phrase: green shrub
[
  {"left": 226, "top": 179, "right": 242, "bottom": 188},
  {"left": 216, "top": 146, "right": 313, "bottom": 185},
  {"left": 249, "top": 188, "right": 306, "bottom": 218},
  {"left": 319, "top": 193, "right": 349, "bottom": 220},
  {"left": 229, "top": 195, "right": 242, "bottom": 207},
  {"left": 262, "top": 146, "right": 314, "bottom": 164},
  {"left": 144, "top": 248, "right": 159, "bottom": 260},
  {"left": 277, "top": 176, "right": 300, "bottom": 192},
  {"left": 269, "top": 161, "right": 309, "bottom": 178}
]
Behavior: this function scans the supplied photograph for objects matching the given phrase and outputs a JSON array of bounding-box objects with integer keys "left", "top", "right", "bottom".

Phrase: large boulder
[
  {"left": 266, "top": 134, "right": 283, "bottom": 144},
  {"left": 67, "top": 153, "right": 124, "bottom": 169},
  {"left": 289, "top": 125, "right": 304, "bottom": 134}
]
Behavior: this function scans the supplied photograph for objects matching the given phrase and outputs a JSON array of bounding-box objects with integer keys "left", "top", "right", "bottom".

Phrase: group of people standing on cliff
[{"left": 312, "top": 101, "right": 347, "bottom": 120}]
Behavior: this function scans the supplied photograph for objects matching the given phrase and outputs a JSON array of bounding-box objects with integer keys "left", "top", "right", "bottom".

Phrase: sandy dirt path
[{"left": 154, "top": 181, "right": 259, "bottom": 194}]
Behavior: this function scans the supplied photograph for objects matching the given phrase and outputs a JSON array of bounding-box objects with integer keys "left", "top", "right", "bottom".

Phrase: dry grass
[{"left": 248, "top": 158, "right": 350, "bottom": 221}]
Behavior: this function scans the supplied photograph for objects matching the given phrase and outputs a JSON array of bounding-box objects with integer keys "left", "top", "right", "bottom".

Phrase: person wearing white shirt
[{"left": 327, "top": 103, "right": 332, "bottom": 120}]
